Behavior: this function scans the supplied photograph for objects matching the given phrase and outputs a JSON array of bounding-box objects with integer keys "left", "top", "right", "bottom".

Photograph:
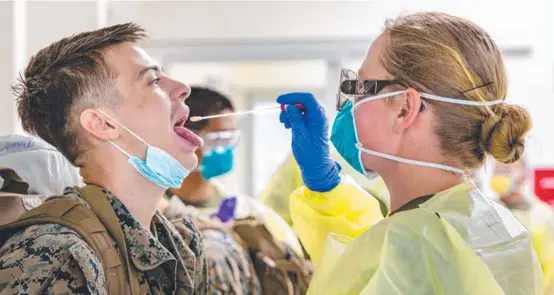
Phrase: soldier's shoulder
[
  {"left": 3, "top": 222, "right": 82, "bottom": 246},
  {"left": 0, "top": 223, "right": 106, "bottom": 294},
  {"left": 1, "top": 192, "right": 93, "bottom": 258}
]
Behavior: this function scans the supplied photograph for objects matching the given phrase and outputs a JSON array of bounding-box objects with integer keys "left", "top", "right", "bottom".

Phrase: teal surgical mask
[
  {"left": 200, "top": 145, "right": 234, "bottom": 180},
  {"left": 97, "top": 110, "right": 190, "bottom": 189}
]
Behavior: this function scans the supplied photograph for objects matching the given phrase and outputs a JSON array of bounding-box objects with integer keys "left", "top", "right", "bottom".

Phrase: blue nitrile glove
[{"left": 277, "top": 92, "right": 341, "bottom": 192}]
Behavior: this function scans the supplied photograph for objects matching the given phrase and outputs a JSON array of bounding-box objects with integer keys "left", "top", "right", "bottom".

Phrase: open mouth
[
  {"left": 174, "top": 117, "right": 186, "bottom": 128},
  {"left": 173, "top": 117, "right": 203, "bottom": 148}
]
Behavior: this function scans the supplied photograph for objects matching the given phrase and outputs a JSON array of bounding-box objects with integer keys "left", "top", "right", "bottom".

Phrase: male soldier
[{"left": 0, "top": 23, "right": 207, "bottom": 294}]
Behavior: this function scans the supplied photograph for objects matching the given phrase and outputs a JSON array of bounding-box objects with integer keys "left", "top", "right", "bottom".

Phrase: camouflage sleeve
[
  {"left": 0, "top": 224, "right": 107, "bottom": 295},
  {"left": 201, "top": 228, "right": 261, "bottom": 295}
]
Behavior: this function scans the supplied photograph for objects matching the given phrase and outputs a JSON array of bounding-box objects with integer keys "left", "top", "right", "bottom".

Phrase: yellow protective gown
[
  {"left": 260, "top": 146, "right": 390, "bottom": 225},
  {"left": 512, "top": 200, "right": 554, "bottom": 295},
  {"left": 291, "top": 178, "right": 543, "bottom": 295}
]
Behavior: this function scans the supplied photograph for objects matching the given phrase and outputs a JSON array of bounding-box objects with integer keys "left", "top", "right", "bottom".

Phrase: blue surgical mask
[
  {"left": 200, "top": 145, "right": 234, "bottom": 180},
  {"left": 331, "top": 91, "right": 504, "bottom": 178},
  {"left": 97, "top": 110, "right": 190, "bottom": 189}
]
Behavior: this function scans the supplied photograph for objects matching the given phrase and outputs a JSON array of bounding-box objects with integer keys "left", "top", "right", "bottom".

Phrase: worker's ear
[{"left": 393, "top": 88, "right": 424, "bottom": 133}]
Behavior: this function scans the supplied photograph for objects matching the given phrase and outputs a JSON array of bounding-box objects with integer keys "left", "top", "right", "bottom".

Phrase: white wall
[
  {"left": 26, "top": 1, "right": 98, "bottom": 55},
  {"left": 0, "top": 1, "right": 16, "bottom": 136},
  {"left": 169, "top": 60, "right": 327, "bottom": 89},
  {"left": 0, "top": 1, "right": 104, "bottom": 136},
  {"left": 108, "top": 0, "right": 534, "bottom": 48}
]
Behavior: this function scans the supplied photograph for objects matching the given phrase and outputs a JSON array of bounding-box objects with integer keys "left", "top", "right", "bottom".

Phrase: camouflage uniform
[
  {"left": 162, "top": 195, "right": 261, "bottom": 295},
  {"left": 0, "top": 187, "right": 208, "bottom": 294},
  {"left": 201, "top": 228, "right": 261, "bottom": 295}
]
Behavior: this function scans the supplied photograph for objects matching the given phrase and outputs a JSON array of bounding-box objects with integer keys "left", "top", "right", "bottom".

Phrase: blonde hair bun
[{"left": 480, "top": 104, "right": 531, "bottom": 164}]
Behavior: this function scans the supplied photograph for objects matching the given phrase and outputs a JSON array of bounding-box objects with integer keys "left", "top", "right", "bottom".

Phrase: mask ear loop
[
  {"left": 351, "top": 91, "right": 405, "bottom": 111},
  {"left": 356, "top": 143, "right": 466, "bottom": 174},
  {"left": 351, "top": 90, "right": 505, "bottom": 175},
  {"left": 96, "top": 109, "right": 150, "bottom": 147},
  {"left": 419, "top": 93, "right": 504, "bottom": 106},
  {"left": 108, "top": 141, "right": 133, "bottom": 158}
]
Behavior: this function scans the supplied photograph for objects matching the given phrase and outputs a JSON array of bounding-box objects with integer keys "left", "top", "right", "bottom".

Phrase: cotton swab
[{"left": 189, "top": 104, "right": 304, "bottom": 122}]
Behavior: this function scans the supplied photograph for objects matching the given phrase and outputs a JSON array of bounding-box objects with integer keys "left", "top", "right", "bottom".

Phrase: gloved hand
[{"left": 277, "top": 92, "right": 341, "bottom": 192}]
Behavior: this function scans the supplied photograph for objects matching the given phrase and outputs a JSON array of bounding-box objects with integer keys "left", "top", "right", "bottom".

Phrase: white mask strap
[
  {"left": 352, "top": 91, "right": 404, "bottom": 111},
  {"left": 96, "top": 109, "right": 149, "bottom": 146},
  {"left": 356, "top": 143, "right": 465, "bottom": 175},
  {"left": 108, "top": 141, "right": 133, "bottom": 158},
  {"left": 352, "top": 91, "right": 504, "bottom": 111},
  {"left": 350, "top": 90, "right": 502, "bottom": 175},
  {"left": 420, "top": 93, "right": 504, "bottom": 106}
]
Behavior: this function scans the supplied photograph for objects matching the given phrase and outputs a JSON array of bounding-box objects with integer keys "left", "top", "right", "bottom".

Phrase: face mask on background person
[{"left": 200, "top": 145, "right": 235, "bottom": 179}]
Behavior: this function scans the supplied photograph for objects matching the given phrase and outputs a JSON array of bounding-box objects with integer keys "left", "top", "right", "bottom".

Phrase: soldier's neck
[{"left": 80, "top": 161, "right": 166, "bottom": 230}]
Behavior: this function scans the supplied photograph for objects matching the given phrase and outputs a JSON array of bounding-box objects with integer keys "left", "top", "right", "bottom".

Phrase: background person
[{"left": 491, "top": 158, "right": 554, "bottom": 295}]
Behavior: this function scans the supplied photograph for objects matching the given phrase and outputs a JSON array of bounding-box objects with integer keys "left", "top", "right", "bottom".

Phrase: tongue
[{"left": 174, "top": 126, "right": 202, "bottom": 147}]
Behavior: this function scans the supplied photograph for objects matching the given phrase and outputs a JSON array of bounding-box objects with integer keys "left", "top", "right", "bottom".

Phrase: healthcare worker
[
  {"left": 278, "top": 12, "right": 542, "bottom": 295},
  {"left": 491, "top": 158, "right": 554, "bottom": 295},
  {"left": 260, "top": 148, "right": 390, "bottom": 225},
  {"left": 162, "top": 86, "right": 302, "bottom": 255}
]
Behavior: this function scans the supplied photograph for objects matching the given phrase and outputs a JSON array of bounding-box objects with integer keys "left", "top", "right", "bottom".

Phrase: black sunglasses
[
  {"left": 340, "top": 79, "right": 402, "bottom": 96},
  {"left": 336, "top": 79, "right": 404, "bottom": 111}
]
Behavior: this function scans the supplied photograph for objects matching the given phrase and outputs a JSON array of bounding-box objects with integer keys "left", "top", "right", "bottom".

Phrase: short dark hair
[
  {"left": 13, "top": 23, "right": 146, "bottom": 166},
  {"left": 185, "top": 86, "right": 235, "bottom": 130}
]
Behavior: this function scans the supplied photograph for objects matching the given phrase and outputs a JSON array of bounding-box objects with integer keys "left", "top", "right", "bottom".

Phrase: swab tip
[{"left": 189, "top": 116, "right": 202, "bottom": 122}]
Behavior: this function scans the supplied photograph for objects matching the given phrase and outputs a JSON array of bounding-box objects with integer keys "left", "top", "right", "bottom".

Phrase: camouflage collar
[
  {"left": 108, "top": 194, "right": 177, "bottom": 271},
  {"left": 67, "top": 187, "right": 177, "bottom": 271}
]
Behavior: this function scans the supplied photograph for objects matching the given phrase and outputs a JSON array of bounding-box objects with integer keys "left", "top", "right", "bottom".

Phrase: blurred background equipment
[
  {"left": 485, "top": 158, "right": 554, "bottom": 295},
  {"left": 535, "top": 168, "right": 554, "bottom": 206}
]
